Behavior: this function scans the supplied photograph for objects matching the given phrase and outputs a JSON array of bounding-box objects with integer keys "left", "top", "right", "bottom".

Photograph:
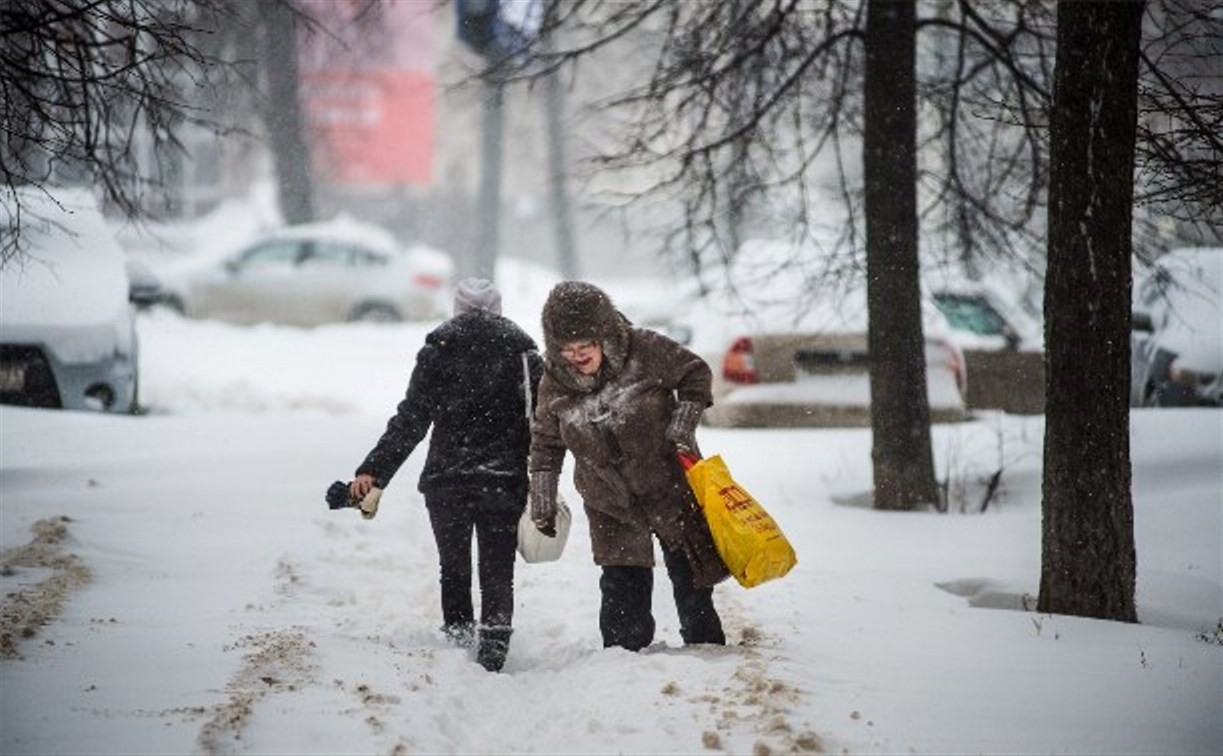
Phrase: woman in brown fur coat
[{"left": 528, "top": 281, "right": 729, "bottom": 651}]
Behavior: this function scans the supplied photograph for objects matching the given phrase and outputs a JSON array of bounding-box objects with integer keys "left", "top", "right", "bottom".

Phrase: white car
[
  {"left": 1, "top": 188, "right": 139, "bottom": 413},
  {"left": 1131, "top": 247, "right": 1223, "bottom": 407},
  {"left": 157, "top": 217, "right": 453, "bottom": 325}
]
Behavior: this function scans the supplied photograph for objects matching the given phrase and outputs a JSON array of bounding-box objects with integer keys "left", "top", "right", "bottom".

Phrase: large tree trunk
[
  {"left": 1038, "top": 1, "right": 1143, "bottom": 622},
  {"left": 863, "top": 0, "right": 938, "bottom": 511},
  {"left": 259, "top": 0, "right": 315, "bottom": 226}
]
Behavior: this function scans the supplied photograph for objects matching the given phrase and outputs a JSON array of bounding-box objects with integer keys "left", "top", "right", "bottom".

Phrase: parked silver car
[
  {"left": 156, "top": 217, "right": 453, "bottom": 326},
  {"left": 1, "top": 188, "right": 139, "bottom": 413},
  {"left": 1131, "top": 247, "right": 1223, "bottom": 407}
]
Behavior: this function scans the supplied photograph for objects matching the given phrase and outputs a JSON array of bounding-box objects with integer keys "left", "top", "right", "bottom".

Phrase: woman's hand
[
  {"left": 529, "top": 470, "right": 560, "bottom": 536},
  {"left": 351, "top": 474, "right": 376, "bottom": 500},
  {"left": 666, "top": 400, "right": 704, "bottom": 457}
]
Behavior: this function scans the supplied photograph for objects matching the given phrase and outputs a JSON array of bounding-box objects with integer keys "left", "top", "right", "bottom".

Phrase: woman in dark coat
[
  {"left": 527, "top": 281, "right": 729, "bottom": 651},
  {"left": 351, "top": 278, "right": 543, "bottom": 672}
]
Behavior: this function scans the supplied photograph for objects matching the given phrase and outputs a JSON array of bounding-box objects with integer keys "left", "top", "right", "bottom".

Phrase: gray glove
[
  {"left": 529, "top": 470, "right": 560, "bottom": 536},
  {"left": 665, "top": 400, "right": 704, "bottom": 456}
]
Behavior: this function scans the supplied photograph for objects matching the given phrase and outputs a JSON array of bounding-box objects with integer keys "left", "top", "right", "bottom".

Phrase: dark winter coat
[
  {"left": 357, "top": 310, "right": 544, "bottom": 506},
  {"left": 530, "top": 282, "right": 730, "bottom": 587}
]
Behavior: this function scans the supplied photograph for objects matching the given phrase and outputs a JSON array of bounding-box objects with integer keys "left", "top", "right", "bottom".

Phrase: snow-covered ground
[{"left": 2, "top": 307, "right": 1220, "bottom": 755}]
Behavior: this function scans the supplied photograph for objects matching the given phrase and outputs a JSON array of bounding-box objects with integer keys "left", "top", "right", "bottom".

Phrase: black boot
[
  {"left": 599, "top": 566, "right": 656, "bottom": 651},
  {"left": 441, "top": 622, "right": 475, "bottom": 649},
  {"left": 663, "top": 547, "right": 726, "bottom": 645},
  {"left": 477, "top": 625, "right": 513, "bottom": 672}
]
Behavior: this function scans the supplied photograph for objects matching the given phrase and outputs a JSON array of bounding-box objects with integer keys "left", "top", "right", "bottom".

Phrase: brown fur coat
[{"left": 530, "top": 282, "right": 729, "bottom": 587}]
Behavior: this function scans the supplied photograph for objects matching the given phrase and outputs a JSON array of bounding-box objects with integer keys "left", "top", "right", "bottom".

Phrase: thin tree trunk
[
  {"left": 1038, "top": 0, "right": 1143, "bottom": 622},
  {"left": 259, "top": 0, "right": 314, "bottom": 226},
  {"left": 863, "top": 0, "right": 938, "bottom": 511},
  {"left": 473, "top": 75, "right": 504, "bottom": 281},
  {"left": 541, "top": 35, "right": 579, "bottom": 279}
]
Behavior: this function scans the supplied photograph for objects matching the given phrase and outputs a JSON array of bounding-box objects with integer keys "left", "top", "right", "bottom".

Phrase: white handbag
[
  {"left": 516, "top": 351, "right": 571, "bottom": 563},
  {"left": 517, "top": 494, "right": 572, "bottom": 563}
]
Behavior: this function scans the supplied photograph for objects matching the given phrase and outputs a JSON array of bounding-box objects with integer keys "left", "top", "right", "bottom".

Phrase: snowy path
[{"left": 1, "top": 410, "right": 825, "bottom": 754}]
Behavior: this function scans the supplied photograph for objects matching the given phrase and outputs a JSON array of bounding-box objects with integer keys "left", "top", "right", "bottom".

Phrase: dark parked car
[{"left": 1131, "top": 247, "right": 1223, "bottom": 407}]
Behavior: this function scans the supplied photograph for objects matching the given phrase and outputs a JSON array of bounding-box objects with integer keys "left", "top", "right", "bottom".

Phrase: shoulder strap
[{"left": 521, "top": 351, "right": 533, "bottom": 424}]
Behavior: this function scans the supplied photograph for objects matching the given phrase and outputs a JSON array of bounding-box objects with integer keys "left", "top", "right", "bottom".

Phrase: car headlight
[{"left": 1169, "top": 360, "right": 1217, "bottom": 388}]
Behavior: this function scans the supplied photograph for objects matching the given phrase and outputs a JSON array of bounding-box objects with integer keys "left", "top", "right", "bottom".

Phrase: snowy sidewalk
[{"left": 2, "top": 404, "right": 1219, "bottom": 754}]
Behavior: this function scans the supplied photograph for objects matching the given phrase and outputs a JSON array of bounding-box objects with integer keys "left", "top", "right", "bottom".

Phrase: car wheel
[
  {"left": 128, "top": 368, "right": 142, "bottom": 415},
  {"left": 1150, "top": 382, "right": 1197, "bottom": 407},
  {"left": 350, "top": 302, "right": 403, "bottom": 323}
]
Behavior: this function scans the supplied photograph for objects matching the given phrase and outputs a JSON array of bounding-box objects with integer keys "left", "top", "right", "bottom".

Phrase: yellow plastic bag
[{"left": 681, "top": 453, "right": 797, "bottom": 588}]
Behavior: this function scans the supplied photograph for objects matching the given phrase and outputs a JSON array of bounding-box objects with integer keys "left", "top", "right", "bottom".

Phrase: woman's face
[{"left": 561, "top": 339, "right": 603, "bottom": 375}]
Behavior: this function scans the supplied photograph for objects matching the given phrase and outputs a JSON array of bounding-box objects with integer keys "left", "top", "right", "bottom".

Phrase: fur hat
[
  {"left": 453, "top": 277, "right": 502, "bottom": 316},
  {"left": 541, "top": 281, "right": 632, "bottom": 392}
]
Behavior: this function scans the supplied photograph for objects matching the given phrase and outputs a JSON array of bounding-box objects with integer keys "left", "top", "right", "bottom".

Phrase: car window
[
  {"left": 351, "top": 248, "right": 387, "bottom": 268},
  {"left": 302, "top": 242, "right": 354, "bottom": 268},
  {"left": 302, "top": 242, "right": 387, "bottom": 268},
  {"left": 933, "top": 294, "right": 1009, "bottom": 337},
  {"left": 236, "top": 241, "right": 302, "bottom": 270}
]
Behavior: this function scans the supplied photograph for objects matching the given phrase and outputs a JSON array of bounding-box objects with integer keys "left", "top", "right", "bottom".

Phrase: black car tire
[
  {"left": 128, "top": 368, "right": 141, "bottom": 415},
  {"left": 349, "top": 302, "right": 403, "bottom": 323},
  {"left": 1141, "top": 348, "right": 1178, "bottom": 407},
  {"left": 1150, "top": 381, "right": 1198, "bottom": 407}
]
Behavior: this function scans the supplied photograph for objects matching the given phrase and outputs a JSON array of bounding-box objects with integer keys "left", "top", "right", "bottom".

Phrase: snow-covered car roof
[
  {"left": 2, "top": 193, "right": 128, "bottom": 319},
  {"left": 1, "top": 188, "right": 132, "bottom": 363},
  {"left": 1143, "top": 247, "right": 1223, "bottom": 367},
  {"left": 244, "top": 215, "right": 454, "bottom": 276},
  {"left": 261, "top": 214, "right": 402, "bottom": 256}
]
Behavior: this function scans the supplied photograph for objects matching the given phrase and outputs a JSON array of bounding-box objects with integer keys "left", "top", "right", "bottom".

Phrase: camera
[
  {"left": 325, "top": 480, "right": 383, "bottom": 520},
  {"left": 326, "top": 480, "right": 360, "bottom": 510}
]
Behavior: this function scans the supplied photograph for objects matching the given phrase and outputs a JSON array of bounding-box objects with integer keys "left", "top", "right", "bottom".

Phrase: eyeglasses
[{"left": 560, "top": 340, "right": 599, "bottom": 359}]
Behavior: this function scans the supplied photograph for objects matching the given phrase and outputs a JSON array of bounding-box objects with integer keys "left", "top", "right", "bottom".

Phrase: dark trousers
[
  {"left": 600, "top": 545, "right": 725, "bottom": 651},
  {"left": 426, "top": 492, "right": 521, "bottom": 631}
]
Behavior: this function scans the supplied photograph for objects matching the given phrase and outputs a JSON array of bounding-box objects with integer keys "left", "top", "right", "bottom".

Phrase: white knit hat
[{"left": 453, "top": 277, "right": 502, "bottom": 316}]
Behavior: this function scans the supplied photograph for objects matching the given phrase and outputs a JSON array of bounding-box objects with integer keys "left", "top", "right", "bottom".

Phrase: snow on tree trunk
[
  {"left": 863, "top": 0, "right": 939, "bottom": 511},
  {"left": 1038, "top": 0, "right": 1143, "bottom": 623}
]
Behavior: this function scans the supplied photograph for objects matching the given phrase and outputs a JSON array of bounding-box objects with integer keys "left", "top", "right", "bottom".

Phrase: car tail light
[
  {"left": 413, "top": 273, "right": 444, "bottom": 289},
  {"left": 723, "top": 337, "right": 759, "bottom": 384},
  {"left": 1170, "top": 360, "right": 1215, "bottom": 388},
  {"left": 933, "top": 338, "right": 967, "bottom": 396}
]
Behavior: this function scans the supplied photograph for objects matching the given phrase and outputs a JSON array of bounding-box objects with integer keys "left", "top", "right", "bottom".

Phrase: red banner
[{"left": 298, "top": 0, "right": 435, "bottom": 187}]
